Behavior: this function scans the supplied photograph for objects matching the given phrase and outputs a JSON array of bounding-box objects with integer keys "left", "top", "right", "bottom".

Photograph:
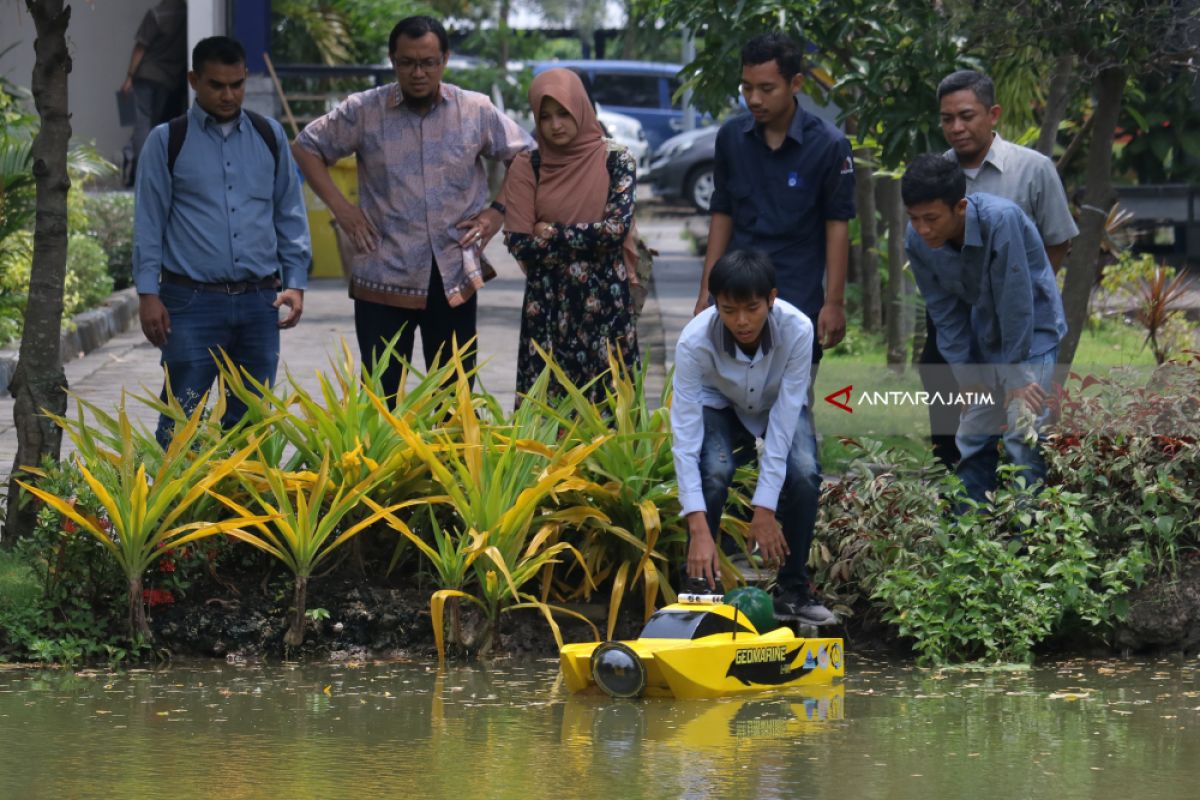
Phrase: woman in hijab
[{"left": 501, "top": 68, "right": 640, "bottom": 401}]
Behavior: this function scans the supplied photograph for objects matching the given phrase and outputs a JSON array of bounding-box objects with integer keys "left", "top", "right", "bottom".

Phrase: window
[
  {"left": 640, "top": 609, "right": 755, "bottom": 640},
  {"left": 589, "top": 73, "right": 661, "bottom": 109}
]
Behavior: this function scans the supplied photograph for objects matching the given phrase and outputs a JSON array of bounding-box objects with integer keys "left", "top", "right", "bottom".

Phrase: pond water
[{"left": 0, "top": 656, "right": 1196, "bottom": 799}]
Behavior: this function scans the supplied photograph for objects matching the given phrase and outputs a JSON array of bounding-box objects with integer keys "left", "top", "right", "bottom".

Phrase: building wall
[{"left": 0, "top": 0, "right": 224, "bottom": 168}]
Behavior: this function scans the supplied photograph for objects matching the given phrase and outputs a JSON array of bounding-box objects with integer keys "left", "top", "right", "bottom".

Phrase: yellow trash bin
[{"left": 304, "top": 156, "right": 358, "bottom": 278}]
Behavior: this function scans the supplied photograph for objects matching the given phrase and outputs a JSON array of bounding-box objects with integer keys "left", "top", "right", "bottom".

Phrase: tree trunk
[
  {"left": 4, "top": 1, "right": 72, "bottom": 544},
  {"left": 1056, "top": 114, "right": 1093, "bottom": 177},
  {"left": 128, "top": 575, "right": 152, "bottom": 643},
  {"left": 880, "top": 177, "right": 908, "bottom": 371},
  {"left": 284, "top": 575, "right": 308, "bottom": 647},
  {"left": 497, "top": 0, "right": 511, "bottom": 71},
  {"left": 1036, "top": 54, "right": 1075, "bottom": 157},
  {"left": 910, "top": 298, "right": 926, "bottom": 367},
  {"left": 855, "top": 154, "right": 882, "bottom": 333},
  {"left": 621, "top": 0, "right": 640, "bottom": 59},
  {"left": 1058, "top": 66, "right": 1125, "bottom": 367}
]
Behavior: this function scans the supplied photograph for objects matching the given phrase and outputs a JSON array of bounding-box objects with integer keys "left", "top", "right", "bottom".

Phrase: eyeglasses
[{"left": 394, "top": 58, "right": 444, "bottom": 74}]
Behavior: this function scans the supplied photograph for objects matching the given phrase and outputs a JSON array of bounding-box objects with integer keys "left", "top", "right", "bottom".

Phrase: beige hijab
[{"left": 502, "top": 68, "right": 640, "bottom": 276}]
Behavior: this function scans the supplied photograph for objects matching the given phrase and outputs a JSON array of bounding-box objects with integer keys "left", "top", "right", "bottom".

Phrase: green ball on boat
[{"left": 723, "top": 586, "right": 776, "bottom": 634}]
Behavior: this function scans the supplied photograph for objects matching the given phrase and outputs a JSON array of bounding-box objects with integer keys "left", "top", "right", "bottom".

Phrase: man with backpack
[{"left": 133, "top": 36, "right": 311, "bottom": 447}]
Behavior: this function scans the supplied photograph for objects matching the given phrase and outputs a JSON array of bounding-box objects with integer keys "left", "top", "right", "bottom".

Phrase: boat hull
[{"left": 561, "top": 629, "right": 844, "bottom": 699}]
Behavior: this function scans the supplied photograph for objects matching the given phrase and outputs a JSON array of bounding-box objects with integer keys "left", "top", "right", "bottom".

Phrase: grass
[
  {"left": 1073, "top": 316, "right": 1161, "bottom": 367},
  {"left": 812, "top": 318, "right": 1165, "bottom": 471}
]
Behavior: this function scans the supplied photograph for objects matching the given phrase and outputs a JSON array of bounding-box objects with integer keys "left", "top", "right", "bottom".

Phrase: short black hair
[
  {"left": 709, "top": 250, "right": 777, "bottom": 302},
  {"left": 741, "top": 33, "right": 805, "bottom": 82},
  {"left": 389, "top": 15, "right": 449, "bottom": 57},
  {"left": 901, "top": 153, "right": 967, "bottom": 209},
  {"left": 192, "top": 36, "right": 245, "bottom": 73},
  {"left": 936, "top": 69, "right": 996, "bottom": 108}
]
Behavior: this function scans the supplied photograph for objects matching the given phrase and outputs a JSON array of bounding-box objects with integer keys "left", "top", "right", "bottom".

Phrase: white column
[{"left": 187, "top": 0, "right": 226, "bottom": 68}]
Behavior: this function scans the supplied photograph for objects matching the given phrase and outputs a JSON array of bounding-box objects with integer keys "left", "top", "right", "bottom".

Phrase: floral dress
[{"left": 504, "top": 143, "right": 640, "bottom": 400}]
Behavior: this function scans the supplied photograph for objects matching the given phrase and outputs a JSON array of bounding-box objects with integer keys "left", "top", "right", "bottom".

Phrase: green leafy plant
[
  {"left": 1099, "top": 252, "right": 1198, "bottom": 364},
  {"left": 531, "top": 348, "right": 686, "bottom": 639},
  {"left": 0, "top": 458, "right": 132, "bottom": 665},
  {"left": 214, "top": 450, "right": 423, "bottom": 647},
  {"left": 82, "top": 192, "right": 135, "bottom": 289},
  {"left": 368, "top": 358, "right": 604, "bottom": 659},
  {"left": 1046, "top": 360, "right": 1200, "bottom": 573},
  {"left": 873, "top": 481, "right": 1145, "bottom": 665},
  {"left": 814, "top": 438, "right": 953, "bottom": 616},
  {"left": 17, "top": 396, "right": 269, "bottom": 642}
]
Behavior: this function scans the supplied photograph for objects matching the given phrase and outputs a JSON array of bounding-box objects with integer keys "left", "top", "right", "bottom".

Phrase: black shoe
[{"left": 773, "top": 587, "right": 837, "bottom": 626}]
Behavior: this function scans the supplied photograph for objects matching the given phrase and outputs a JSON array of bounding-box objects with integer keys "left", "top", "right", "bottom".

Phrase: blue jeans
[
  {"left": 698, "top": 405, "right": 821, "bottom": 591},
  {"left": 155, "top": 282, "right": 280, "bottom": 447},
  {"left": 956, "top": 350, "right": 1057, "bottom": 504}
]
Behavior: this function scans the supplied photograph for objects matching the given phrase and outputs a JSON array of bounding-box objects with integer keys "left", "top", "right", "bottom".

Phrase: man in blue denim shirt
[
  {"left": 673, "top": 250, "right": 835, "bottom": 626},
  {"left": 134, "top": 36, "right": 310, "bottom": 445},
  {"left": 902, "top": 154, "right": 1066, "bottom": 503}
]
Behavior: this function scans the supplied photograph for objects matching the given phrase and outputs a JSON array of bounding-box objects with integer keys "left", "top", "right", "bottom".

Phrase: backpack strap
[
  {"left": 530, "top": 149, "right": 541, "bottom": 184},
  {"left": 166, "top": 114, "right": 188, "bottom": 176},
  {"left": 244, "top": 109, "right": 281, "bottom": 175},
  {"left": 166, "top": 110, "right": 281, "bottom": 176}
]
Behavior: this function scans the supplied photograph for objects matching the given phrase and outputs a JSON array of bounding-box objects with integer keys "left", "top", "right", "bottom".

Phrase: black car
[{"left": 647, "top": 125, "right": 718, "bottom": 212}]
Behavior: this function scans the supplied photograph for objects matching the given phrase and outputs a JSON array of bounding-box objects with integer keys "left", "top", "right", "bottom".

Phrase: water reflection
[
  {"left": 564, "top": 683, "right": 844, "bottom": 751},
  {"left": 0, "top": 658, "right": 1195, "bottom": 799}
]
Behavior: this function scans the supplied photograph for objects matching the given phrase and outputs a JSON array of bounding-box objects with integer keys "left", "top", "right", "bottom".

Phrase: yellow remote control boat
[{"left": 560, "top": 593, "right": 844, "bottom": 699}]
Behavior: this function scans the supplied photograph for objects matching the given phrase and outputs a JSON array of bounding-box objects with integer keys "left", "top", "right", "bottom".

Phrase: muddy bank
[
  {"left": 1114, "top": 560, "right": 1200, "bottom": 654},
  {"left": 146, "top": 555, "right": 1200, "bottom": 663}
]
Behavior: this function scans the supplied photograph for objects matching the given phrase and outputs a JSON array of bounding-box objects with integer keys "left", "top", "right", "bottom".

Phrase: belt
[{"left": 161, "top": 270, "right": 279, "bottom": 294}]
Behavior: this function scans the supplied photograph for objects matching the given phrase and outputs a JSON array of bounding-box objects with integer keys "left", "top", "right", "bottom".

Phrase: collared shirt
[
  {"left": 133, "top": 0, "right": 187, "bottom": 88},
  {"left": 944, "top": 133, "right": 1079, "bottom": 247},
  {"left": 708, "top": 104, "right": 855, "bottom": 322},
  {"left": 296, "top": 82, "right": 533, "bottom": 309},
  {"left": 672, "top": 300, "right": 814, "bottom": 515},
  {"left": 133, "top": 103, "right": 311, "bottom": 295},
  {"left": 905, "top": 193, "right": 1067, "bottom": 389}
]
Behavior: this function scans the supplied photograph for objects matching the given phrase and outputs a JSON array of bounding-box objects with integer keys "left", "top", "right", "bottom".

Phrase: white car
[
  {"left": 503, "top": 102, "right": 651, "bottom": 179},
  {"left": 597, "top": 105, "right": 650, "bottom": 179}
]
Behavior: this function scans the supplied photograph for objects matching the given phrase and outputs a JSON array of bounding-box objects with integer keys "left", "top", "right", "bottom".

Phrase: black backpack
[{"left": 166, "top": 109, "right": 280, "bottom": 176}]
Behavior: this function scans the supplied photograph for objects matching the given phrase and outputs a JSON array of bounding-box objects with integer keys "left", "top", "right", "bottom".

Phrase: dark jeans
[
  {"left": 126, "top": 78, "right": 183, "bottom": 186},
  {"left": 918, "top": 311, "right": 962, "bottom": 468},
  {"left": 697, "top": 405, "right": 821, "bottom": 591},
  {"left": 354, "top": 263, "right": 478, "bottom": 400},
  {"left": 155, "top": 281, "right": 280, "bottom": 447},
  {"left": 956, "top": 350, "right": 1057, "bottom": 505}
]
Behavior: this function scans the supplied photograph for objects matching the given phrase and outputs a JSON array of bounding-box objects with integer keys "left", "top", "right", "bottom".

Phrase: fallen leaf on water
[{"left": 323, "top": 685, "right": 332, "bottom": 697}]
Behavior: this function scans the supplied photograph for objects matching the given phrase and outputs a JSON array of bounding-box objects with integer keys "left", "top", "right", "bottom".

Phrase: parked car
[
  {"left": 648, "top": 125, "right": 718, "bottom": 211},
  {"left": 533, "top": 60, "right": 697, "bottom": 152},
  {"left": 597, "top": 105, "right": 650, "bottom": 178},
  {"left": 648, "top": 91, "right": 845, "bottom": 211},
  {"left": 511, "top": 103, "right": 650, "bottom": 179}
]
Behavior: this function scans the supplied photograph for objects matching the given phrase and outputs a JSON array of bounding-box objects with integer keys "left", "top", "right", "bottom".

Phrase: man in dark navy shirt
[
  {"left": 695, "top": 32, "right": 856, "bottom": 362},
  {"left": 686, "top": 32, "right": 853, "bottom": 615}
]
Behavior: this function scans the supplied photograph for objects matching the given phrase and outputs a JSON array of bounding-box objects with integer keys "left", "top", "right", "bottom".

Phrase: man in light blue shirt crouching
[
  {"left": 902, "top": 154, "right": 1066, "bottom": 505},
  {"left": 134, "top": 36, "right": 311, "bottom": 446},
  {"left": 671, "top": 250, "right": 835, "bottom": 626}
]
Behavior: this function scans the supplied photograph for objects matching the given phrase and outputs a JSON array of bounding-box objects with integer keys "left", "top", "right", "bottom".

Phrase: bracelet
[{"left": 489, "top": 200, "right": 506, "bottom": 215}]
